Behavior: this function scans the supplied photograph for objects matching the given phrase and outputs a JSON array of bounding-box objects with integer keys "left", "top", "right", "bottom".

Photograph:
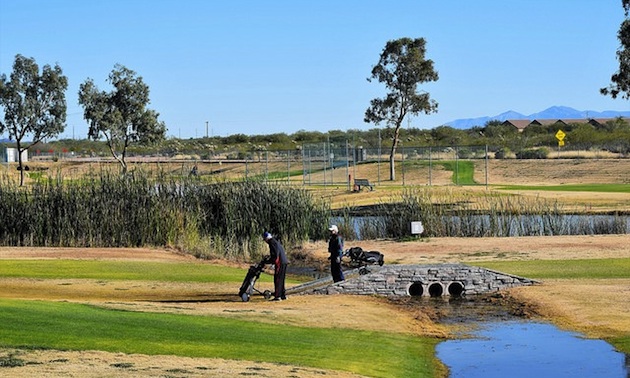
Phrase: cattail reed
[
  {"left": 0, "top": 172, "right": 329, "bottom": 260},
  {"left": 359, "top": 188, "right": 629, "bottom": 238}
]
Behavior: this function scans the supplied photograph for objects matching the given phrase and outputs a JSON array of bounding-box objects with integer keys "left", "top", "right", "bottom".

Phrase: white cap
[{"left": 328, "top": 225, "right": 338, "bottom": 233}]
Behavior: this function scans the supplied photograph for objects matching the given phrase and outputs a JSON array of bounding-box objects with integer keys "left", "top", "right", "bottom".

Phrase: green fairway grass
[
  {"left": 474, "top": 258, "right": 630, "bottom": 279},
  {"left": 0, "top": 260, "right": 307, "bottom": 284},
  {"left": 0, "top": 299, "right": 439, "bottom": 378},
  {"left": 441, "top": 161, "right": 476, "bottom": 185},
  {"left": 404, "top": 160, "right": 477, "bottom": 185}
]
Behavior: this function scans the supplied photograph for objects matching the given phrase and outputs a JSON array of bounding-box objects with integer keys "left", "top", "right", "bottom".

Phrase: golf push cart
[{"left": 238, "top": 257, "right": 273, "bottom": 302}]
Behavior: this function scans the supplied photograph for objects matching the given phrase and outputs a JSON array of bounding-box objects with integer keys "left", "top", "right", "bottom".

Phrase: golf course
[{"left": 0, "top": 157, "right": 629, "bottom": 377}]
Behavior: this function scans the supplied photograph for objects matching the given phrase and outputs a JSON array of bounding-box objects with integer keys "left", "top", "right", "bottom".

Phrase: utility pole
[{"left": 206, "top": 121, "right": 209, "bottom": 138}]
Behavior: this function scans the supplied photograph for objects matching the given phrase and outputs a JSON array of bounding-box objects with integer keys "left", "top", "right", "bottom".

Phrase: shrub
[
  {"left": 494, "top": 147, "right": 511, "bottom": 159},
  {"left": 515, "top": 148, "right": 549, "bottom": 159}
]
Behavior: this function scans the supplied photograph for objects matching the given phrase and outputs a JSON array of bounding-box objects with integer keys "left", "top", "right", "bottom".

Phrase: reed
[
  {"left": 362, "top": 188, "right": 629, "bottom": 238},
  {"left": 0, "top": 172, "right": 329, "bottom": 260}
]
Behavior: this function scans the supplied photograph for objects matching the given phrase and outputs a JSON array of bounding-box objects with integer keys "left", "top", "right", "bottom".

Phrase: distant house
[
  {"left": 589, "top": 117, "right": 630, "bottom": 128},
  {"left": 534, "top": 119, "right": 562, "bottom": 126},
  {"left": 555, "top": 119, "right": 589, "bottom": 126},
  {"left": 0, "top": 146, "right": 28, "bottom": 163},
  {"left": 503, "top": 118, "right": 622, "bottom": 132},
  {"left": 502, "top": 120, "right": 531, "bottom": 132}
]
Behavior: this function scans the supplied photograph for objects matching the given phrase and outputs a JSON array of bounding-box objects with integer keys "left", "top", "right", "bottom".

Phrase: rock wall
[{"left": 307, "top": 264, "right": 536, "bottom": 297}]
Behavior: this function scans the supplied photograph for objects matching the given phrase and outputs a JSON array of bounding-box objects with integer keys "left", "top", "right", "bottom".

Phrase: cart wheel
[
  {"left": 359, "top": 267, "right": 369, "bottom": 275},
  {"left": 263, "top": 290, "right": 272, "bottom": 300},
  {"left": 241, "top": 292, "right": 250, "bottom": 302}
]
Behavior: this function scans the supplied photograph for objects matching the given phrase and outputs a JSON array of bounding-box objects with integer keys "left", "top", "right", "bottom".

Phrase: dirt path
[{"left": 300, "top": 234, "right": 630, "bottom": 264}]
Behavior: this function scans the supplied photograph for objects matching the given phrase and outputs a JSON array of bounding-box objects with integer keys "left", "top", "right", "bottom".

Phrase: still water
[
  {"left": 337, "top": 214, "right": 630, "bottom": 239},
  {"left": 437, "top": 320, "right": 629, "bottom": 378}
]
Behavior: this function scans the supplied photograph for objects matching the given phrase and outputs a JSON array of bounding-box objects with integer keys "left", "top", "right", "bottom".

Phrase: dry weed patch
[
  {"left": 509, "top": 279, "right": 630, "bottom": 340},
  {"left": 0, "top": 348, "right": 366, "bottom": 378}
]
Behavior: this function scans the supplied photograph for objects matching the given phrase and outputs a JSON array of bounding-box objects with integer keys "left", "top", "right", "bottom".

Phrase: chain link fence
[{"left": 201, "top": 144, "right": 491, "bottom": 188}]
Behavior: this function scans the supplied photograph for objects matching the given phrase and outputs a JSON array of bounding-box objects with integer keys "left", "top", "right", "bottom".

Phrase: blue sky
[{"left": 1, "top": 0, "right": 627, "bottom": 139}]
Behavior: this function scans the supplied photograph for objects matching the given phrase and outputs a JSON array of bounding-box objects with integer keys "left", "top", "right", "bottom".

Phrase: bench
[{"left": 353, "top": 178, "right": 374, "bottom": 192}]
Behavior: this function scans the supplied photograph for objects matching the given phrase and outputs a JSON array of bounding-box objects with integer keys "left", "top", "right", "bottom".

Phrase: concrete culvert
[
  {"left": 448, "top": 282, "right": 464, "bottom": 297},
  {"left": 408, "top": 282, "right": 424, "bottom": 296},
  {"left": 428, "top": 282, "right": 443, "bottom": 297}
]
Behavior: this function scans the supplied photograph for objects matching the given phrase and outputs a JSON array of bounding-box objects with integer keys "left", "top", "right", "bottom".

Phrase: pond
[
  {"left": 335, "top": 214, "right": 630, "bottom": 239},
  {"left": 436, "top": 320, "right": 629, "bottom": 378}
]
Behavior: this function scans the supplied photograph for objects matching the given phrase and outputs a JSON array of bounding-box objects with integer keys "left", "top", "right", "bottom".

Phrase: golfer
[
  {"left": 263, "top": 232, "right": 288, "bottom": 301},
  {"left": 328, "top": 225, "right": 345, "bottom": 282}
]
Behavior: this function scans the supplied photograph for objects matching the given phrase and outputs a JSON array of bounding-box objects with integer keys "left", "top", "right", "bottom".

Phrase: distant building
[
  {"left": 501, "top": 119, "right": 531, "bottom": 132},
  {"left": 502, "top": 118, "right": 629, "bottom": 132},
  {"left": 589, "top": 117, "right": 630, "bottom": 128},
  {"left": 0, "top": 146, "right": 28, "bottom": 163}
]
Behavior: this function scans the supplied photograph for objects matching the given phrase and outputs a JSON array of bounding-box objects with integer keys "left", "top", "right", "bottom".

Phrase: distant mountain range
[{"left": 445, "top": 106, "right": 630, "bottom": 129}]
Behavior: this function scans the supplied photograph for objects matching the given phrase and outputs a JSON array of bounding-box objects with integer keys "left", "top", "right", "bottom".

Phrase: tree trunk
[
  {"left": 17, "top": 141, "right": 25, "bottom": 186},
  {"left": 388, "top": 124, "right": 403, "bottom": 181},
  {"left": 389, "top": 143, "right": 396, "bottom": 181},
  {"left": 106, "top": 141, "right": 128, "bottom": 175}
]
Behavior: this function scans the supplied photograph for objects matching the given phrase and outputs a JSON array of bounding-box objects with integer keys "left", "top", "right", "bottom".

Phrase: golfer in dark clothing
[
  {"left": 328, "top": 225, "right": 345, "bottom": 282},
  {"left": 263, "top": 232, "right": 288, "bottom": 301}
]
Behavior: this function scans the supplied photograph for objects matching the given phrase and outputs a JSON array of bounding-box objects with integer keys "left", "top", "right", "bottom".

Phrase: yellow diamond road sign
[{"left": 555, "top": 130, "right": 566, "bottom": 141}]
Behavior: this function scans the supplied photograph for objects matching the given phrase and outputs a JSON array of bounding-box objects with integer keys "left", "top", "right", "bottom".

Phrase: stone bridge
[{"left": 287, "top": 264, "right": 537, "bottom": 297}]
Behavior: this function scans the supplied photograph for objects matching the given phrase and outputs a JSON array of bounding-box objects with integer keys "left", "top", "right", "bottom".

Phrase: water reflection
[
  {"left": 336, "top": 214, "right": 630, "bottom": 239},
  {"left": 437, "top": 320, "right": 628, "bottom": 378}
]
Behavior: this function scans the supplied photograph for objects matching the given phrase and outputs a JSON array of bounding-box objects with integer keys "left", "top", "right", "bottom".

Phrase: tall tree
[
  {"left": 0, "top": 54, "right": 68, "bottom": 186},
  {"left": 365, "top": 37, "right": 438, "bottom": 181},
  {"left": 601, "top": 0, "right": 630, "bottom": 100},
  {"left": 78, "top": 64, "right": 166, "bottom": 174}
]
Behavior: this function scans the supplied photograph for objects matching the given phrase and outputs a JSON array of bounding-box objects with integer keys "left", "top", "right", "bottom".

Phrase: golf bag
[
  {"left": 238, "top": 257, "right": 272, "bottom": 302},
  {"left": 344, "top": 246, "right": 384, "bottom": 275}
]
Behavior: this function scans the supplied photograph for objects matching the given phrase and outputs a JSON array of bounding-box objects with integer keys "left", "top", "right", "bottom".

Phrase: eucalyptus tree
[
  {"left": 364, "top": 37, "right": 438, "bottom": 180},
  {"left": 0, "top": 54, "right": 68, "bottom": 186},
  {"left": 78, "top": 64, "right": 166, "bottom": 174},
  {"left": 601, "top": 0, "right": 630, "bottom": 100}
]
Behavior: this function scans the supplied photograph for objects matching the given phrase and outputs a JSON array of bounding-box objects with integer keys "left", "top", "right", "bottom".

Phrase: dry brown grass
[
  {"left": 0, "top": 348, "right": 368, "bottom": 378},
  {"left": 509, "top": 279, "right": 630, "bottom": 340},
  {"left": 5, "top": 158, "right": 630, "bottom": 213},
  {"left": 1, "top": 235, "right": 629, "bottom": 376},
  {"left": 0, "top": 245, "right": 443, "bottom": 377},
  {"left": 1, "top": 157, "right": 629, "bottom": 376}
]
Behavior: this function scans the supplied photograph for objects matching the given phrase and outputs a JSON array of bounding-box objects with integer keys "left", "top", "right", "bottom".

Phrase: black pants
[
  {"left": 331, "top": 259, "right": 345, "bottom": 283},
  {"left": 274, "top": 263, "right": 287, "bottom": 299}
]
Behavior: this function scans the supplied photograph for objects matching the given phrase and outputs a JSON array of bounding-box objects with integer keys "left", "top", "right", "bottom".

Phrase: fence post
[
  {"left": 455, "top": 146, "right": 459, "bottom": 186},
  {"left": 287, "top": 150, "right": 290, "bottom": 184},
  {"left": 378, "top": 129, "right": 381, "bottom": 184},
  {"left": 302, "top": 143, "right": 306, "bottom": 186},
  {"left": 401, "top": 142, "right": 405, "bottom": 186},
  {"left": 429, "top": 146, "right": 432, "bottom": 186},
  {"left": 265, "top": 150, "right": 269, "bottom": 182},
  {"left": 485, "top": 144, "right": 489, "bottom": 189},
  {"left": 345, "top": 140, "right": 350, "bottom": 190},
  {"left": 322, "top": 140, "right": 330, "bottom": 188}
]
